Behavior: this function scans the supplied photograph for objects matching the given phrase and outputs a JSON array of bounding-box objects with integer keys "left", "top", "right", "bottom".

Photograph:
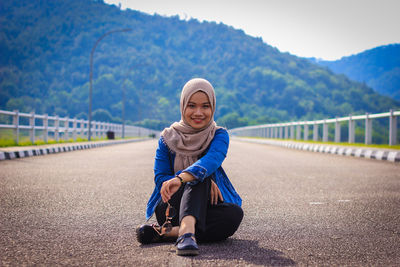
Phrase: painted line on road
[
  {"left": 0, "top": 138, "right": 153, "bottom": 161},
  {"left": 233, "top": 137, "right": 400, "bottom": 163}
]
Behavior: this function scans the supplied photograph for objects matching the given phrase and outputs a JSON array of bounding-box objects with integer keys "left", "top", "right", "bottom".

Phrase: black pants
[{"left": 155, "top": 177, "right": 243, "bottom": 243}]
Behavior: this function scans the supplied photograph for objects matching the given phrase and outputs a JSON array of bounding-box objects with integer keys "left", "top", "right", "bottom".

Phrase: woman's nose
[{"left": 194, "top": 107, "right": 202, "bottom": 115}]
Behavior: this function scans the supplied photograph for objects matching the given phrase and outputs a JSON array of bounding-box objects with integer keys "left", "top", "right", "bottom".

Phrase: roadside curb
[
  {"left": 233, "top": 137, "right": 400, "bottom": 163},
  {"left": 0, "top": 138, "right": 151, "bottom": 161}
]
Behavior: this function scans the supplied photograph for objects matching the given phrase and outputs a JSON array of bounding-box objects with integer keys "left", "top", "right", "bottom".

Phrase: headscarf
[{"left": 161, "top": 78, "right": 221, "bottom": 173}]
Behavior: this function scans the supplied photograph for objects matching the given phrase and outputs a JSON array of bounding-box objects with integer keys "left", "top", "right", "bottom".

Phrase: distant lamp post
[
  {"left": 122, "top": 75, "right": 128, "bottom": 139},
  {"left": 88, "top": 28, "right": 132, "bottom": 141}
]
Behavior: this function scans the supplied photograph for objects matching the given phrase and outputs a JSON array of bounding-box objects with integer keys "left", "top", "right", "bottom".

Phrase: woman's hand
[
  {"left": 210, "top": 180, "right": 223, "bottom": 205},
  {"left": 160, "top": 177, "right": 181, "bottom": 203}
]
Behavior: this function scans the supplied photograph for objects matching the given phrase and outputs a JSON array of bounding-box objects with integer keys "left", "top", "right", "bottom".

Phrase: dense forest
[
  {"left": 0, "top": 0, "right": 399, "bottom": 132},
  {"left": 311, "top": 44, "right": 400, "bottom": 100}
]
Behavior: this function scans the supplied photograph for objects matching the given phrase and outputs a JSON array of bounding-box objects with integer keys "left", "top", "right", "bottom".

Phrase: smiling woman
[{"left": 136, "top": 78, "right": 243, "bottom": 256}]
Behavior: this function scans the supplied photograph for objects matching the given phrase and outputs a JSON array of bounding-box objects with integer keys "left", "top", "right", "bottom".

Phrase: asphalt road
[{"left": 0, "top": 140, "right": 399, "bottom": 266}]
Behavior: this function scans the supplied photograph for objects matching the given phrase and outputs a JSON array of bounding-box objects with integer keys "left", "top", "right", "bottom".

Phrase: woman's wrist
[
  {"left": 176, "top": 172, "right": 195, "bottom": 184},
  {"left": 175, "top": 174, "right": 185, "bottom": 185}
]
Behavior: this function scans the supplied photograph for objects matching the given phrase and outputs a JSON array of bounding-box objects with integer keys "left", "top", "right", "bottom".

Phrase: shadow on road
[
  {"left": 198, "top": 238, "right": 296, "bottom": 266},
  {"left": 140, "top": 238, "right": 295, "bottom": 265}
]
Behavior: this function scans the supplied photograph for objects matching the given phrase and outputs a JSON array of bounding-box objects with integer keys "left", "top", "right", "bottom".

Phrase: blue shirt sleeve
[
  {"left": 153, "top": 138, "right": 176, "bottom": 190},
  {"left": 183, "top": 128, "right": 229, "bottom": 182}
]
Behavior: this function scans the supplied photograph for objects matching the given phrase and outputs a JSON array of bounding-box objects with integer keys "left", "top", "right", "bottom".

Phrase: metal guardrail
[
  {"left": 229, "top": 110, "right": 399, "bottom": 146},
  {"left": 0, "top": 109, "right": 159, "bottom": 144}
]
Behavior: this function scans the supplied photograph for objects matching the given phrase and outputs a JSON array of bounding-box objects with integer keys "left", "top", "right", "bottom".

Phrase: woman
[{"left": 136, "top": 78, "right": 243, "bottom": 256}]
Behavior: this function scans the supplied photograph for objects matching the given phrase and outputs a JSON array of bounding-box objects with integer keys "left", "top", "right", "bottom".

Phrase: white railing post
[
  {"left": 389, "top": 109, "right": 397, "bottom": 146},
  {"left": 30, "top": 111, "right": 35, "bottom": 144},
  {"left": 88, "top": 120, "right": 92, "bottom": 139},
  {"left": 279, "top": 127, "right": 283, "bottom": 139},
  {"left": 93, "top": 121, "right": 97, "bottom": 139},
  {"left": 290, "top": 124, "right": 295, "bottom": 139},
  {"left": 348, "top": 115, "right": 355, "bottom": 143},
  {"left": 13, "top": 110, "right": 20, "bottom": 144},
  {"left": 55, "top": 116, "right": 60, "bottom": 142},
  {"left": 99, "top": 122, "right": 102, "bottom": 139},
  {"left": 43, "top": 114, "right": 48, "bottom": 143},
  {"left": 73, "top": 118, "right": 77, "bottom": 141},
  {"left": 84, "top": 120, "right": 88, "bottom": 139},
  {"left": 83, "top": 120, "right": 87, "bottom": 139},
  {"left": 78, "top": 120, "right": 83, "bottom": 139},
  {"left": 284, "top": 126, "right": 288, "bottom": 139},
  {"left": 105, "top": 122, "right": 108, "bottom": 138},
  {"left": 365, "top": 113, "right": 372, "bottom": 145},
  {"left": 98, "top": 121, "right": 101, "bottom": 139},
  {"left": 64, "top": 118, "right": 69, "bottom": 141},
  {"left": 304, "top": 124, "right": 309, "bottom": 141},
  {"left": 335, "top": 118, "right": 341, "bottom": 143},
  {"left": 296, "top": 125, "right": 301, "bottom": 140},
  {"left": 323, "top": 120, "right": 328, "bottom": 142},
  {"left": 313, "top": 123, "right": 318, "bottom": 141}
]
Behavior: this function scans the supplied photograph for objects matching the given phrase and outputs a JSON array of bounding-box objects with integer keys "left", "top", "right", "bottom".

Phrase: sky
[{"left": 104, "top": 0, "right": 400, "bottom": 61}]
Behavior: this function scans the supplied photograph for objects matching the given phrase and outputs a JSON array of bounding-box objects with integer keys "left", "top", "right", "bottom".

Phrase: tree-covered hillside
[
  {"left": 0, "top": 0, "right": 399, "bottom": 130},
  {"left": 312, "top": 44, "right": 400, "bottom": 100}
]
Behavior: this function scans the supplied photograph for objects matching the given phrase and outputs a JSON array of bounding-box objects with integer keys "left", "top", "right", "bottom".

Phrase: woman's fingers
[
  {"left": 161, "top": 181, "right": 171, "bottom": 202},
  {"left": 218, "top": 187, "right": 223, "bottom": 202},
  {"left": 211, "top": 180, "right": 219, "bottom": 205},
  {"left": 165, "top": 181, "right": 170, "bottom": 195},
  {"left": 210, "top": 183, "right": 215, "bottom": 205},
  {"left": 210, "top": 180, "right": 224, "bottom": 205}
]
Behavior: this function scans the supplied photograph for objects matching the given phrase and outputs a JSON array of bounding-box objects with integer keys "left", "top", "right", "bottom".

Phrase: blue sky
[{"left": 104, "top": 0, "right": 400, "bottom": 60}]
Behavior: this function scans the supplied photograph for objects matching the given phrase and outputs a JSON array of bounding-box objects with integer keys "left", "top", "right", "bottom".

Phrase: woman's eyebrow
[{"left": 188, "top": 101, "right": 211, "bottom": 105}]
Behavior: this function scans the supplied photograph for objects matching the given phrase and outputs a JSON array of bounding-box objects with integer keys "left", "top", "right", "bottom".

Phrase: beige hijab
[{"left": 161, "top": 78, "right": 221, "bottom": 173}]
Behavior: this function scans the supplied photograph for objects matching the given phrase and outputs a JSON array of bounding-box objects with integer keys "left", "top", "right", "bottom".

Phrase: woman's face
[{"left": 184, "top": 91, "right": 212, "bottom": 129}]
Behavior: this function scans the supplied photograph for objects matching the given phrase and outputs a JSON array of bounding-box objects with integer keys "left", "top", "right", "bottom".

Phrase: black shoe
[
  {"left": 175, "top": 233, "right": 199, "bottom": 256},
  {"left": 136, "top": 224, "right": 162, "bottom": 244}
]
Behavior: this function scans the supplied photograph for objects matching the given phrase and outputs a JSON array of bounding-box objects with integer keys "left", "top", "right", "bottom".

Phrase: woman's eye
[
  {"left": 188, "top": 104, "right": 195, "bottom": 108},
  {"left": 203, "top": 105, "right": 210, "bottom": 109}
]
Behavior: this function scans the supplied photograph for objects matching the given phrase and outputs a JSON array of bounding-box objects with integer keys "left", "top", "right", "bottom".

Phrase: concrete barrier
[
  {"left": 0, "top": 138, "right": 151, "bottom": 161},
  {"left": 233, "top": 137, "right": 400, "bottom": 163}
]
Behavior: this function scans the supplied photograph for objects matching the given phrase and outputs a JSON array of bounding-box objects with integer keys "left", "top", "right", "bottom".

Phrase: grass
[
  {"left": 0, "top": 137, "right": 89, "bottom": 148},
  {"left": 239, "top": 136, "right": 400, "bottom": 150},
  {"left": 0, "top": 135, "right": 143, "bottom": 148},
  {"left": 0, "top": 128, "right": 151, "bottom": 148}
]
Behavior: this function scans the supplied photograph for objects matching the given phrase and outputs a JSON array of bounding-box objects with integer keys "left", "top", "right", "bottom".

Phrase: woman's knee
[
  {"left": 210, "top": 203, "right": 243, "bottom": 239},
  {"left": 224, "top": 203, "right": 244, "bottom": 233}
]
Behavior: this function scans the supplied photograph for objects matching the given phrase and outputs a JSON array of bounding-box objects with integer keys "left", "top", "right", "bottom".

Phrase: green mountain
[
  {"left": 1, "top": 0, "right": 399, "bottom": 131},
  {"left": 311, "top": 44, "right": 400, "bottom": 100}
]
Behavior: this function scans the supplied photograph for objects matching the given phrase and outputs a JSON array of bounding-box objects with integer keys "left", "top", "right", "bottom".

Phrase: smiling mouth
[{"left": 192, "top": 118, "right": 204, "bottom": 123}]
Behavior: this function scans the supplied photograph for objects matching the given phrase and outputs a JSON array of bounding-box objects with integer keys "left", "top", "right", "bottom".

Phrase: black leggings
[{"left": 155, "top": 177, "right": 243, "bottom": 243}]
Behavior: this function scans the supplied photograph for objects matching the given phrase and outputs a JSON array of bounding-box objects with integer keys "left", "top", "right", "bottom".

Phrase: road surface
[{"left": 1, "top": 140, "right": 399, "bottom": 266}]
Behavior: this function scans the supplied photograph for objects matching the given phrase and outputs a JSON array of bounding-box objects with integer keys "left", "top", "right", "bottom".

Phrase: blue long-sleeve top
[{"left": 145, "top": 128, "right": 242, "bottom": 220}]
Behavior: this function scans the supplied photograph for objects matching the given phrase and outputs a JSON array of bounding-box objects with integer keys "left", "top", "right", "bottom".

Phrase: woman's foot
[
  {"left": 175, "top": 233, "right": 199, "bottom": 256},
  {"left": 136, "top": 224, "right": 162, "bottom": 244}
]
